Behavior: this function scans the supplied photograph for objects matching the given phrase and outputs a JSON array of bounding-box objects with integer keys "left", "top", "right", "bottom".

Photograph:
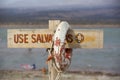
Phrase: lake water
[{"left": 0, "top": 27, "right": 120, "bottom": 74}]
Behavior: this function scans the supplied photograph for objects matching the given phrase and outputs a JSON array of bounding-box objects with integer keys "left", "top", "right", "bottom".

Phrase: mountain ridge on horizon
[
  {"left": 0, "top": 4, "right": 120, "bottom": 11},
  {"left": 0, "top": 5, "right": 120, "bottom": 25}
]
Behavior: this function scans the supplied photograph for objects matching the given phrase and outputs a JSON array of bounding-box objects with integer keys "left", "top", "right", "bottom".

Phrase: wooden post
[
  {"left": 48, "top": 20, "right": 61, "bottom": 80},
  {"left": 49, "top": 20, "right": 61, "bottom": 31}
]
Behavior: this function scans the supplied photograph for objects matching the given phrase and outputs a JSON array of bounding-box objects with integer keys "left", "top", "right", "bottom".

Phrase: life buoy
[{"left": 53, "top": 21, "right": 72, "bottom": 71}]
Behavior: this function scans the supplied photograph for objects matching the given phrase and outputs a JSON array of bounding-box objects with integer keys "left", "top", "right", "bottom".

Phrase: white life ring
[{"left": 53, "top": 21, "right": 72, "bottom": 71}]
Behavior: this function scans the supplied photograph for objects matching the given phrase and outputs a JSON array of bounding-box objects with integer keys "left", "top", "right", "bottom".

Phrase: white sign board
[{"left": 8, "top": 29, "right": 103, "bottom": 48}]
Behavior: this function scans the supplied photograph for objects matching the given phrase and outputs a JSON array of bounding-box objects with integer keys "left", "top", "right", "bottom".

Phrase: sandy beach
[{"left": 0, "top": 70, "right": 120, "bottom": 80}]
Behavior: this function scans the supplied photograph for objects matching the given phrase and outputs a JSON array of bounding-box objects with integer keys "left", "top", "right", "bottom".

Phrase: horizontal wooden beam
[{"left": 7, "top": 29, "right": 103, "bottom": 48}]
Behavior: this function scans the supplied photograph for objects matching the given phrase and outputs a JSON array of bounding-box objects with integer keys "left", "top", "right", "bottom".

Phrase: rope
[
  {"left": 47, "top": 39, "right": 62, "bottom": 80},
  {"left": 48, "top": 42, "right": 73, "bottom": 80},
  {"left": 55, "top": 72, "right": 61, "bottom": 80},
  {"left": 48, "top": 49, "right": 62, "bottom": 80}
]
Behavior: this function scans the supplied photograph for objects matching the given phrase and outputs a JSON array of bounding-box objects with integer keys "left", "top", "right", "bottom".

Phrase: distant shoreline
[
  {"left": 0, "top": 70, "right": 120, "bottom": 76},
  {"left": 0, "top": 24, "right": 120, "bottom": 28}
]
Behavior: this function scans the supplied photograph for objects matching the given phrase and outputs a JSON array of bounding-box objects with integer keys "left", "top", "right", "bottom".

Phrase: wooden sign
[{"left": 7, "top": 29, "right": 103, "bottom": 48}]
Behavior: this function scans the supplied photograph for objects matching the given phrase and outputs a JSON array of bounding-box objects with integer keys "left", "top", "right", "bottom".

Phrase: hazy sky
[{"left": 0, "top": 0, "right": 119, "bottom": 8}]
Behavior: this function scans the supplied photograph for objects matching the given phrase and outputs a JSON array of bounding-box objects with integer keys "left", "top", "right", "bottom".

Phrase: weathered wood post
[{"left": 48, "top": 20, "right": 61, "bottom": 80}]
